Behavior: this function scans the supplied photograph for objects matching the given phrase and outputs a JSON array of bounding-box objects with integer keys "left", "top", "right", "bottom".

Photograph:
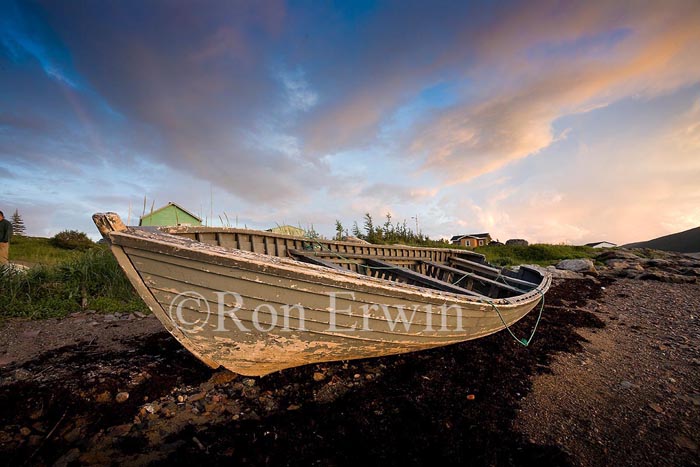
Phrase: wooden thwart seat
[
  {"left": 448, "top": 257, "right": 538, "bottom": 288},
  {"left": 424, "top": 261, "right": 528, "bottom": 295},
  {"left": 364, "top": 258, "right": 487, "bottom": 298},
  {"left": 290, "top": 249, "right": 524, "bottom": 299},
  {"left": 290, "top": 250, "right": 421, "bottom": 262},
  {"left": 290, "top": 249, "right": 345, "bottom": 271}
]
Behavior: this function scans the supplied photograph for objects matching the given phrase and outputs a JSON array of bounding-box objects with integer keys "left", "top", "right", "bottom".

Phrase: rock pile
[
  {"left": 517, "top": 248, "right": 699, "bottom": 283},
  {"left": 596, "top": 249, "right": 700, "bottom": 283}
]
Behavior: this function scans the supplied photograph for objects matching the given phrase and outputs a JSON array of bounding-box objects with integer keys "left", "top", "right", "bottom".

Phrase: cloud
[
  {"left": 0, "top": 1, "right": 80, "bottom": 88},
  {"left": 2, "top": 0, "right": 699, "bottom": 243},
  {"left": 1, "top": 0, "right": 341, "bottom": 205},
  {"left": 358, "top": 183, "right": 438, "bottom": 205},
  {"left": 0, "top": 165, "right": 13, "bottom": 178},
  {"left": 408, "top": 1, "right": 700, "bottom": 183},
  {"left": 279, "top": 68, "right": 318, "bottom": 112},
  {"left": 670, "top": 95, "right": 700, "bottom": 152},
  {"left": 426, "top": 85, "right": 700, "bottom": 245}
]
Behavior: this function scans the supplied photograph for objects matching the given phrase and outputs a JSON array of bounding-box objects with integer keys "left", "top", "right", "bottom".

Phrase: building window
[{"left": 478, "top": 240, "right": 484, "bottom": 246}]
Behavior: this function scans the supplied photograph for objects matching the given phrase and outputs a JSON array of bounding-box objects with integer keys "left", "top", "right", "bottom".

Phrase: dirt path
[
  {"left": 0, "top": 278, "right": 698, "bottom": 466},
  {"left": 516, "top": 279, "right": 700, "bottom": 466}
]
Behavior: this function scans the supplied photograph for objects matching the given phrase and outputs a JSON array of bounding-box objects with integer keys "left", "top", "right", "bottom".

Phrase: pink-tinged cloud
[
  {"left": 427, "top": 87, "right": 700, "bottom": 245},
  {"left": 409, "top": 1, "right": 700, "bottom": 183}
]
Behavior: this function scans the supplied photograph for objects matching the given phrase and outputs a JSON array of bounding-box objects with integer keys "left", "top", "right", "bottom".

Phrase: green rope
[
  {"left": 488, "top": 268, "right": 546, "bottom": 346},
  {"left": 486, "top": 288, "right": 545, "bottom": 347},
  {"left": 453, "top": 267, "right": 545, "bottom": 346}
]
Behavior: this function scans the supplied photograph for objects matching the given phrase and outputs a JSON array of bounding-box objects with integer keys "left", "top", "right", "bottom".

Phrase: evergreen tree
[
  {"left": 334, "top": 220, "right": 344, "bottom": 240},
  {"left": 10, "top": 209, "right": 26, "bottom": 236},
  {"left": 363, "top": 213, "right": 374, "bottom": 239},
  {"left": 383, "top": 212, "right": 393, "bottom": 237},
  {"left": 351, "top": 221, "right": 362, "bottom": 238}
]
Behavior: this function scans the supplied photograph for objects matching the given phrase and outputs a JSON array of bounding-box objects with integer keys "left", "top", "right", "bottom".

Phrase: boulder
[
  {"left": 556, "top": 258, "right": 597, "bottom": 274},
  {"left": 596, "top": 249, "right": 640, "bottom": 262},
  {"left": 678, "top": 259, "right": 700, "bottom": 268},
  {"left": 645, "top": 258, "right": 674, "bottom": 268},
  {"left": 604, "top": 259, "right": 644, "bottom": 271},
  {"left": 636, "top": 272, "right": 697, "bottom": 284},
  {"left": 605, "top": 259, "right": 629, "bottom": 269},
  {"left": 0, "top": 263, "right": 29, "bottom": 275},
  {"left": 517, "top": 264, "right": 584, "bottom": 279},
  {"left": 616, "top": 268, "right": 644, "bottom": 279}
]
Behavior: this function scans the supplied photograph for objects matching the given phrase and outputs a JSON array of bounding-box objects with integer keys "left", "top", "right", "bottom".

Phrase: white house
[{"left": 584, "top": 241, "right": 617, "bottom": 248}]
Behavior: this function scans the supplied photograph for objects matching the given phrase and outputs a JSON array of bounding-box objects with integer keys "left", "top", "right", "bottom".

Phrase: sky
[{"left": 1, "top": 0, "right": 699, "bottom": 244}]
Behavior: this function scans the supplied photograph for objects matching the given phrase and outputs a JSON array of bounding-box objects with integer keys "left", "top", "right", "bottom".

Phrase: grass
[
  {"left": 1, "top": 242, "right": 147, "bottom": 319},
  {"left": 9, "top": 235, "right": 84, "bottom": 266},
  {"left": 474, "top": 243, "right": 599, "bottom": 267}
]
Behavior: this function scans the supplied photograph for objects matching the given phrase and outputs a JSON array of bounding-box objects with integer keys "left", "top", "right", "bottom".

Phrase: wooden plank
[
  {"left": 364, "top": 258, "right": 487, "bottom": 298},
  {"left": 449, "top": 256, "right": 500, "bottom": 276},
  {"left": 290, "top": 250, "right": 444, "bottom": 263},
  {"left": 448, "top": 257, "right": 538, "bottom": 288},
  {"left": 110, "top": 245, "right": 220, "bottom": 369},
  {"left": 197, "top": 232, "right": 218, "bottom": 245},
  {"left": 291, "top": 250, "right": 346, "bottom": 271},
  {"left": 218, "top": 233, "right": 237, "bottom": 248},
  {"left": 277, "top": 243, "right": 287, "bottom": 258},
  {"left": 426, "top": 261, "right": 528, "bottom": 295}
]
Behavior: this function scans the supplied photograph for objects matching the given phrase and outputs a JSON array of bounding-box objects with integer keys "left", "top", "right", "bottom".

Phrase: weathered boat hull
[{"left": 94, "top": 213, "right": 551, "bottom": 376}]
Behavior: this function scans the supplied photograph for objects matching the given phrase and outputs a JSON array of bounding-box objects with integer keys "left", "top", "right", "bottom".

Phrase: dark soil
[{"left": 1, "top": 276, "right": 698, "bottom": 466}]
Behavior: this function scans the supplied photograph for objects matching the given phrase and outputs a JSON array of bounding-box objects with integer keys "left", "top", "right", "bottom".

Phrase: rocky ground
[
  {"left": 0, "top": 249, "right": 698, "bottom": 466},
  {"left": 525, "top": 247, "right": 700, "bottom": 283}
]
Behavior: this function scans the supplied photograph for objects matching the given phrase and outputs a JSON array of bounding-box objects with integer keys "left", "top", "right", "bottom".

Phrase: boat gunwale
[
  {"left": 160, "top": 225, "right": 488, "bottom": 258},
  {"left": 109, "top": 226, "right": 551, "bottom": 307}
]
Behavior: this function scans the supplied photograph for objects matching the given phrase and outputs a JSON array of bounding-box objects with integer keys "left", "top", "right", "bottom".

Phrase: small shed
[
  {"left": 267, "top": 225, "right": 305, "bottom": 237},
  {"left": 139, "top": 202, "right": 202, "bottom": 227}
]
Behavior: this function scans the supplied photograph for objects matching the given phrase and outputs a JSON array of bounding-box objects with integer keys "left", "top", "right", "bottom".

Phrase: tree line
[{"left": 333, "top": 213, "right": 451, "bottom": 247}]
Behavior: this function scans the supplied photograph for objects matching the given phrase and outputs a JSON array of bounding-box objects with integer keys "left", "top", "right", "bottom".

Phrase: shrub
[
  {"left": 50, "top": 230, "right": 95, "bottom": 251},
  {"left": 505, "top": 239, "right": 529, "bottom": 246}
]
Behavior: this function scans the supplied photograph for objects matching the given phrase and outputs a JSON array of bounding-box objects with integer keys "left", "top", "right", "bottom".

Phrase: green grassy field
[
  {"left": 474, "top": 243, "right": 598, "bottom": 266},
  {"left": 9, "top": 236, "right": 84, "bottom": 266},
  {"left": 1, "top": 237, "right": 147, "bottom": 319}
]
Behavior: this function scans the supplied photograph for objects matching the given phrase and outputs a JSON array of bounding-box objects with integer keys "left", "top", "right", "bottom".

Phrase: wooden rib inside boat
[{"left": 94, "top": 212, "right": 551, "bottom": 376}]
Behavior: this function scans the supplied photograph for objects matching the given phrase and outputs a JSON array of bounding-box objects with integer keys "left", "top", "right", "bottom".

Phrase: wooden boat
[{"left": 93, "top": 212, "right": 551, "bottom": 376}]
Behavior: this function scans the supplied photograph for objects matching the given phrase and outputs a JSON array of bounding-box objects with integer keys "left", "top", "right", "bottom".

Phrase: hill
[{"left": 623, "top": 226, "right": 700, "bottom": 253}]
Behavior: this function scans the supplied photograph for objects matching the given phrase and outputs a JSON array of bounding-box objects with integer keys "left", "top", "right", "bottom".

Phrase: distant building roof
[
  {"left": 584, "top": 241, "right": 617, "bottom": 247},
  {"left": 139, "top": 202, "right": 202, "bottom": 222},
  {"left": 450, "top": 233, "right": 491, "bottom": 242}
]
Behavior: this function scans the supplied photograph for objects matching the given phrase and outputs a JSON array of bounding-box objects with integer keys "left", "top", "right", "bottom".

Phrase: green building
[{"left": 139, "top": 202, "right": 202, "bottom": 227}]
